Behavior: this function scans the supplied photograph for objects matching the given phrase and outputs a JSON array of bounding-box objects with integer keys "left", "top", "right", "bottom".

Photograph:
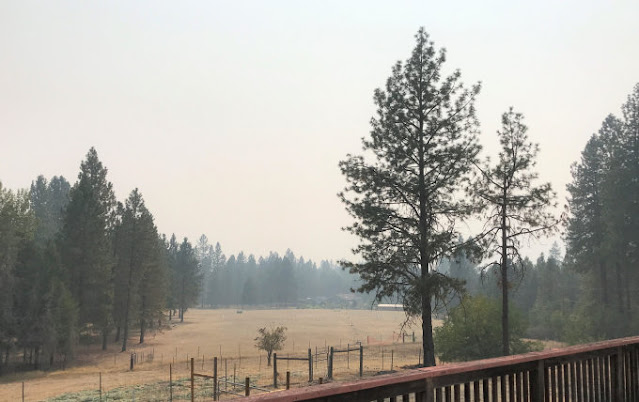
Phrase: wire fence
[{"left": 6, "top": 334, "right": 425, "bottom": 401}]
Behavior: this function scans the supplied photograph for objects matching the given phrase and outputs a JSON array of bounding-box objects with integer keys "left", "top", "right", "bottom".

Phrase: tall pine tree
[
  {"left": 339, "top": 28, "right": 481, "bottom": 366},
  {"left": 61, "top": 148, "right": 116, "bottom": 350},
  {"left": 473, "top": 108, "right": 556, "bottom": 355}
]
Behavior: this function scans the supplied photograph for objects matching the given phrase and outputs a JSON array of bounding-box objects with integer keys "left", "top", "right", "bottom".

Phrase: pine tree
[
  {"left": 473, "top": 108, "right": 556, "bottom": 355},
  {"left": 30, "top": 175, "right": 70, "bottom": 246},
  {"left": 137, "top": 234, "right": 168, "bottom": 344},
  {"left": 113, "top": 189, "right": 159, "bottom": 351},
  {"left": 339, "top": 28, "right": 481, "bottom": 366},
  {"left": 0, "top": 183, "right": 34, "bottom": 373},
  {"left": 60, "top": 148, "right": 116, "bottom": 350},
  {"left": 170, "top": 237, "right": 201, "bottom": 322},
  {"left": 565, "top": 132, "right": 609, "bottom": 308}
]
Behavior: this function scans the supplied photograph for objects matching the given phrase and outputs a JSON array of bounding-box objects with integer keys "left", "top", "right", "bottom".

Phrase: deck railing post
[
  {"left": 613, "top": 347, "right": 623, "bottom": 401},
  {"left": 530, "top": 359, "right": 545, "bottom": 402},
  {"left": 424, "top": 378, "right": 434, "bottom": 402}
]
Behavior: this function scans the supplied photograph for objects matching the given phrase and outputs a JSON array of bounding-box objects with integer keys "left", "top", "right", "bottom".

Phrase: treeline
[
  {"left": 194, "top": 239, "right": 364, "bottom": 308},
  {"left": 564, "top": 83, "right": 639, "bottom": 339},
  {"left": 0, "top": 148, "right": 365, "bottom": 374},
  {"left": 0, "top": 148, "right": 203, "bottom": 374}
]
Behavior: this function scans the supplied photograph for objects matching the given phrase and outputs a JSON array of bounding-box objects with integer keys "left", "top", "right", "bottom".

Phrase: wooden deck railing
[{"left": 244, "top": 336, "right": 639, "bottom": 401}]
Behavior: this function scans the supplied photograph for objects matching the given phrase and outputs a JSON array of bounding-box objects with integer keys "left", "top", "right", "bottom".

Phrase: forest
[{"left": 0, "top": 149, "right": 361, "bottom": 374}]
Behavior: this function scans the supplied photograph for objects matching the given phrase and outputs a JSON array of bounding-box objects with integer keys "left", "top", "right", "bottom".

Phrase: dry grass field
[{"left": 0, "top": 308, "right": 434, "bottom": 401}]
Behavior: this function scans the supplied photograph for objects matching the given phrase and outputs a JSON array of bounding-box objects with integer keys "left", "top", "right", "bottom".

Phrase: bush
[{"left": 434, "top": 295, "right": 540, "bottom": 362}]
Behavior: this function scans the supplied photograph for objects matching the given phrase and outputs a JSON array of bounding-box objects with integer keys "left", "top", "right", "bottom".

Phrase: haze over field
[{"left": 2, "top": 1, "right": 639, "bottom": 261}]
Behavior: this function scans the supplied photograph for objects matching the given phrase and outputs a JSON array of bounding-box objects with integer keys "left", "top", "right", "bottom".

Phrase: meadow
[{"left": 0, "top": 309, "right": 432, "bottom": 401}]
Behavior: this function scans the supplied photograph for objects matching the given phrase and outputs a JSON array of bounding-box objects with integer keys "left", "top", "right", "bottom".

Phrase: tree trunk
[
  {"left": 114, "top": 326, "right": 121, "bottom": 343},
  {"left": 599, "top": 260, "right": 608, "bottom": 306},
  {"left": 421, "top": 288, "right": 436, "bottom": 367},
  {"left": 122, "top": 290, "right": 131, "bottom": 352},
  {"left": 181, "top": 277, "right": 185, "bottom": 323},
  {"left": 102, "top": 329, "right": 108, "bottom": 350},
  {"left": 140, "top": 318, "right": 146, "bottom": 344},
  {"left": 34, "top": 346, "right": 40, "bottom": 370},
  {"left": 267, "top": 351, "right": 272, "bottom": 366},
  {"left": 501, "top": 192, "right": 510, "bottom": 356},
  {"left": 615, "top": 261, "right": 624, "bottom": 314}
]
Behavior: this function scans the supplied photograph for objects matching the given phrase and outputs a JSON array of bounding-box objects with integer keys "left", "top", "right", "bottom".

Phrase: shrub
[{"left": 434, "top": 295, "right": 540, "bottom": 362}]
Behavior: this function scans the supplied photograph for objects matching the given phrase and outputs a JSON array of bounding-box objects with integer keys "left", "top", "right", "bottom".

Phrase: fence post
[
  {"left": 213, "top": 357, "right": 218, "bottom": 401},
  {"left": 169, "top": 363, "right": 173, "bottom": 402},
  {"left": 99, "top": 372, "right": 102, "bottom": 401},
  {"left": 190, "top": 357, "right": 194, "bottom": 402},
  {"left": 308, "top": 348, "right": 313, "bottom": 382},
  {"left": 22, "top": 382, "right": 24, "bottom": 402},
  {"left": 347, "top": 343, "right": 350, "bottom": 369},
  {"left": 130, "top": 353, "right": 134, "bottom": 371},
  {"left": 286, "top": 371, "right": 291, "bottom": 390},
  {"left": 245, "top": 377, "right": 250, "bottom": 396},
  {"left": 391, "top": 350, "right": 394, "bottom": 371},
  {"left": 382, "top": 349, "right": 384, "bottom": 370},
  {"left": 328, "top": 347, "right": 334, "bottom": 379},
  {"left": 273, "top": 353, "right": 278, "bottom": 388},
  {"left": 359, "top": 344, "right": 363, "bottom": 377}
]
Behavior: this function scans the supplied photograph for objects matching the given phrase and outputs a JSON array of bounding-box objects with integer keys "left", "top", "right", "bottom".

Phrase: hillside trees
[
  {"left": 472, "top": 108, "right": 556, "bottom": 355},
  {"left": 339, "top": 28, "right": 481, "bottom": 366}
]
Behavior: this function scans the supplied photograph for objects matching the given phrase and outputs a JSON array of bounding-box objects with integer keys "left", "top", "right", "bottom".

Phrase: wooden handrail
[{"left": 244, "top": 336, "right": 639, "bottom": 401}]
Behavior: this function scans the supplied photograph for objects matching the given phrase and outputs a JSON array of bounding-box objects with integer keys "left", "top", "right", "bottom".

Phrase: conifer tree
[
  {"left": 473, "top": 108, "right": 556, "bottom": 355},
  {"left": 60, "top": 148, "right": 116, "bottom": 350},
  {"left": 113, "top": 189, "right": 159, "bottom": 351},
  {"left": 339, "top": 28, "right": 481, "bottom": 366}
]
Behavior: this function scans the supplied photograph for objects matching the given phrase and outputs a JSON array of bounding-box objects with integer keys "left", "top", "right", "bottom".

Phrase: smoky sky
[{"left": 1, "top": 1, "right": 638, "bottom": 262}]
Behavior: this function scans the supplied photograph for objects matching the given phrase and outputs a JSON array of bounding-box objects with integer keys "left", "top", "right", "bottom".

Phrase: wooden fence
[{"left": 242, "top": 336, "right": 639, "bottom": 401}]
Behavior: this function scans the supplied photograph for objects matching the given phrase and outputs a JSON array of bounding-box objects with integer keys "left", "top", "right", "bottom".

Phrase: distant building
[{"left": 376, "top": 303, "right": 404, "bottom": 311}]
